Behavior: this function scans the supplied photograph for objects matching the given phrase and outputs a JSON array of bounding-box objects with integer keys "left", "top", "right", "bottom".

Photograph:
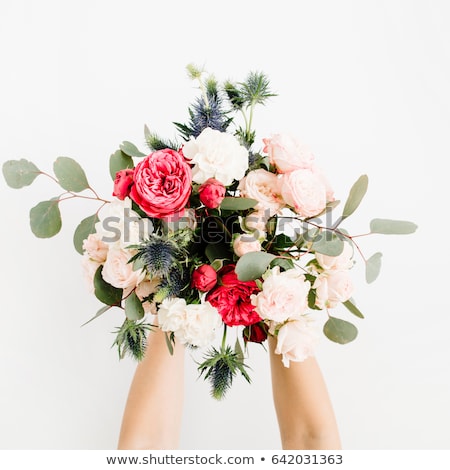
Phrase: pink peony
[
  {"left": 313, "top": 270, "right": 354, "bottom": 309},
  {"left": 263, "top": 133, "right": 315, "bottom": 173},
  {"left": 280, "top": 168, "right": 327, "bottom": 218},
  {"left": 129, "top": 149, "right": 192, "bottom": 219},
  {"left": 198, "top": 178, "right": 226, "bottom": 209},
  {"left": 112, "top": 169, "right": 135, "bottom": 200}
]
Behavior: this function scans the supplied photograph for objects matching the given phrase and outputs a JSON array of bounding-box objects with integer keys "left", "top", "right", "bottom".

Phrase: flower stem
[{"left": 221, "top": 324, "right": 227, "bottom": 352}]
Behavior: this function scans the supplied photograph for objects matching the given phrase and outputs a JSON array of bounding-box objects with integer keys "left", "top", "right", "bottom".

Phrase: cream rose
[
  {"left": 238, "top": 169, "right": 284, "bottom": 215},
  {"left": 157, "top": 298, "right": 222, "bottom": 347},
  {"left": 233, "top": 233, "right": 262, "bottom": 258},
  {"left": 81, "top": 254, "right": 100, "bottom": 293},
  {"left": 280, "top": 169, "right": 327, "bottom": 218},
  {"left": 251, "top": 266, "right": 311, "bottom": 323},
  {"left": 315, "top": 241, "right": 354, "bottom": 271},
  {"left": 263, "top": 133, "right": 315, "bottom": 173},
  {"left": 101, "top": 247, "right": 146, "bottom": 292},
  {"left": 313, "top": 270, "right": 354, "bottom": 309},
  {"left": 182, "top": 127, "right": 248, "bottom": 186},
  {"left": 82, "top": 233, "right": 108, "bottom": 263},
  {"left": 274, "top": 315, "right": 321, "bottom": 367}
]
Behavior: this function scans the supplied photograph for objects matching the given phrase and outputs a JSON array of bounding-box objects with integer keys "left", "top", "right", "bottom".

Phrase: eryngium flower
[{"left": 137, "top": 236, "right": 178, "bottom": 277}]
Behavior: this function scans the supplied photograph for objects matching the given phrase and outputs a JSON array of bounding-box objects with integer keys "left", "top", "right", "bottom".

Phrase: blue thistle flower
[{"left": 138, "top": 236, "right": 177, "bottom": 277}]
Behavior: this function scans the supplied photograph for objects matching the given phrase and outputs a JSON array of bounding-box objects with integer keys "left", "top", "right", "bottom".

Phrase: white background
[{"left": 1, "top": 0, "right": 449, "bottom": 450}]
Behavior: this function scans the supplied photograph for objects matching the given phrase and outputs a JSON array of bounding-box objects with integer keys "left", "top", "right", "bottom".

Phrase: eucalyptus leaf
[
  {"left": 2, "top": 159, "right": 40, "bottom": 188},
  {"left": 205, "top": 243, "right": 232, "bottom": 264},
  {"left": 323, "top": 316, "right": 358, "bottom": 344},
  {"left": 341, "top": 174, "right": 368, "bottom": 220},
  {"left": 109, "top": 150, "right": 134, "bottom": 180},
  {"left": 73, "top": 213, "right": 100, "bottom": 255},
  {"left": 125, "top": 291, "right": 145, "bottom": 320},
  {"left": 311, "top": 231, "right": 345, "bottom": 256},
  {"left": 343, "top": 299, "right": 365, "bottom": 319},
  {"left": 370, "top": 218, "right": 418, "bottom": 235},
  {"left": 235, "top": 251, "right": 276, "bottom": 281},
  {"left": 53, "top": 157, "right": 89, "bottom": 192},
  {"left": 366, "top": 252, "right": 383, "bottom": 283},
  {"left": 29, "top": 199, "right": 62, "bottom": 238},
  {"left": 93, "top": 265, "right": 123, "bottom": 306},
  {"left": 219, "top": 197, "right": 258, "bottom": 211},
  {"left": 120, "top": 141, "right": 147, "bottom": 158},
  {"left": 81, "top": 305, "right": 111, "bottom": 327},
  {"left": 234, "top": 338, "right": 244, "bottom": 361}
]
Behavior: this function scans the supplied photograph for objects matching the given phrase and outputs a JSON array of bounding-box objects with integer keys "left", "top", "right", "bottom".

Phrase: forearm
[
  {"left": 117, "top": 327, "right": 185, "bottom": 449},
  {"left": 269, "top": 337, "right": 341, "bottom": 450}
]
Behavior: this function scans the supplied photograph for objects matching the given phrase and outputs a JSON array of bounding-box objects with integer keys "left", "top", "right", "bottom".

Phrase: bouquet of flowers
[{"left": 3, "top": 64, "right": 417, "bottom": 399}]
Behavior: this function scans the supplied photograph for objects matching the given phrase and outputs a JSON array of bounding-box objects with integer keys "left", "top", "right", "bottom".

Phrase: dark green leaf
[
  {"left": 120, "top": 141, "right": 147, "bottom": 158},
  {"left": 164, "top": 332, "right": 174, "bottom": 356},
  {"left": 29, "top": 199, "right": 62, "bottom": 238},
  {"left": 235, "top": 251, "right": 276, "bottom": 281},
  {"left": 124, "top": 291, "right": 145, "bottom": 321},
  {"left": 341, "top": 175, "right": 368, "bottom": 220},
  {"left": 219, "top": 197, "right": 258, "bottom": 211},
  {"left": 270, "top": 257, "right": 295, "bottom": 272},
  {"left": 370, "top": 218, "right": 418, "bottom": 235},
  {"left": 323, "top": 316, "right": 358, "bottom": 344},
  {"left": 2, "top": 159, "right": 40, "bottom": 188},
  {"left": 93, "top": 265, "right": 123, "bottom": 306},
  {"left": 109, "top": 150, "right": 134, "bottom": 180},
  {"left": 73, "top": 213, "right": 100, "bottom": 254},
  {"left": 343, "top": 299, "right": 364, "bottom": 319},
  {"left": 366, "top": 252, "right": 383, "bottom": 283},
  {"left": 81, "top": 305, "right": 111, "bottom": 327},
  {"left": 205, "top": 243, "right": 232, "bottom": 264},
  {"left": 53, "top": 157, "right": 89, "bottom": 192}
]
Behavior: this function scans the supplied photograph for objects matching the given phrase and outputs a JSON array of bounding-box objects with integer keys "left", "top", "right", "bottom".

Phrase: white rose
[
  {"left": 251, "top": 266, "right": 311, "bottom": 323},
  {"left": 157, "top": 298, "right": 222, "bottom": 348},
  {"left": 238, "top": 169, "right": 284, "bottom": 215},
  {"left": 315, "top": 242, "right": 354, "bottom": 271},
  {"left": 233, "top": 233, "right": 262, "bottom": 258},
  {"left": 275, "top": 315, "right": 321, "bottom": 367},
  {"left": 101, "top": 247, "right": 146, "bottom": 292},
  {"left": 182, "top": 127, "right": 248, "bottom": 186},
  {"left": 313, "top": 270, "right": 354, "bottom": 309},
  {"left": 280, "top": 169, "right": 327, "bottom": 218}
]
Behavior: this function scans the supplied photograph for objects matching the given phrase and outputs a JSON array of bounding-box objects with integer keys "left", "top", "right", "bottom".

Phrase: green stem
[{"left": 221, "top": 324, "right": 227, "bottom": 352}]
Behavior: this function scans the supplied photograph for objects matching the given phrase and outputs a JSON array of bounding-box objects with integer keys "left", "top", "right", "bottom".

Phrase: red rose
[
  {"left": 191, "top": 264, "right": 217, "bottom": 292},
  {"left": 206, "top": 264, "right": 261, "bottom": 326},
  {"left": 129, "top": 149, "right": 192, "bottom": 218},
  {"left": 198, "top": 178, "right": 226, "bottom": 209},
  {"left": 112, "top": 169, "right": 135, "bottom": 200},
  {"left": 243, "top": 322, "right": 269, "bottom": 343}
]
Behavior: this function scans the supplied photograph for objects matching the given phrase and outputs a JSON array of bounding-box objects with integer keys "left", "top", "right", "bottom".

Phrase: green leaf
[
  {"left": 205, "top": 242, "right": 232, "bottom": 264},
  {"left": 219, "top": 197, "right": 258, "bottom": 211},
  {"left": 235, "top": 251, "right": 276, "bottom": 281},
  {"left": 366, "top": 252, "right": 383, "bottom": 283},
  {"left": 2, "top": 159, "right": 40, "bottom": 188},
  {"left": 343, "top": 299, "right": 365, "bottom": 319},
  {"left": 270, "top": 257, "right": 295, "bottom": 272},
  {"left": 311, "top": 231, "right": 345, "bottom": 256},
  {"left": 120, "top": 141, "right": 147, "bottom": 158},
  {"left": 29, "top": 199, "right": 62, "bottom": 238},
  {"left": 323, "top": 316, "right": 358, "bottom": 344},
  {"left": 370, "top": 218, "right": 418, "bottom": 235},
  {"left": 93, "top": 265, "right": 123, "bottom": 306},
  {"left": 81, "top": 305, "right": 111, "bottom": 327},
  {"left": 164, "top": 332, "right": 174, "bottom": 356},
  {"left": 109, "top": 150, "right": 134, "bottom": 180},
  {"left": 341, "top": 174, "right": 368, "bottom": 220},
  {"left": 53, "top": 157, "right": 89, "bottom": 192},
  {"left": 73, "top": 213, "right": 100, "bottom": 255},
  {"left": 234, "top": 338, "right": 244, "bottom": 362},
  {"left": 125, "top": 291, "right": 145, "bottom": 320}
]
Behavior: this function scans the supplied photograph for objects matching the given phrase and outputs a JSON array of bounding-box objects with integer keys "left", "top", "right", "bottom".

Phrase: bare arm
[
  {"left": 117, "top": 327, "right": 185, "bottom": 450},
  {"left": 269, "top": 337, "right": 341, "bottom": 450}
]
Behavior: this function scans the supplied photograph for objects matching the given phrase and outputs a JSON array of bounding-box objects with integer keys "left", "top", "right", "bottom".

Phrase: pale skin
[{"left": 117, "top": 329, "right": 341, "bottom": 450}]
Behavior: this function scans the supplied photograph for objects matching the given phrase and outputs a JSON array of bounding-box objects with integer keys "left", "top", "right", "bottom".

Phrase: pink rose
[
  {"left": 244, "top": 209, "right": 270, "bottom": 239},
  {"left": 237, "top": 169, "right": 284, "bottom": 215},
  {"left": 81, "top": 254, "right": 100, "bottom": 293},
  {"left": 82, "top": 233, "right": 108, "bottom": 263},
  {"left": 274, "top": 315, "right": 321, "bottom": 367},
  {"left": 129, "top": 149, "right": 192, "bottom": 218},
  {"left": 313, "top": 270, "right": 354, "bottom": 309},
  {"left": 315, "top": 242, "right": 354, "bottom": 271},
  {"left": 311, "top": 164, "right": 335, "bottom": 203},
  {"left": 101, "top": 247, "right": 146, "bottom": 292},
  {"left": 198, "top": 178, "right": 226, "bottom": 209},
  {"left": 280, "top": 169, "right": 327, "bottom": 218},
  {"left": 263, "top": 133, "right": 315, "bottom": 173},
  {"left": 112, "top": 169, "right": 135, "bottom": 200},
  {"left": 233, "top": 233, "right": 262, "bottom": 257},
  {"left": 191, "top": 264, "right": 218, "bottom": 292}
]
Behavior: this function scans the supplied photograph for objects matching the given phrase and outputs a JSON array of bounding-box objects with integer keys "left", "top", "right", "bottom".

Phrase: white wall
[{"left": 1, "top": 0, "right": 448, "bottom": 450}]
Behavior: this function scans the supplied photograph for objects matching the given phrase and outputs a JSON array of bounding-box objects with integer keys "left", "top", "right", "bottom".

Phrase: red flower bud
[
  {"left": 243, "top": 322, "right": 269, "bottom": 343},
  {"left": 198, "top": 178, "right": 226, "bottom": 209},
  {"left": 191, "top": 264, "right": 218, "bottom": 292},
  {"left": 112, "top": 169, "right": 135, "bottom": 200}
]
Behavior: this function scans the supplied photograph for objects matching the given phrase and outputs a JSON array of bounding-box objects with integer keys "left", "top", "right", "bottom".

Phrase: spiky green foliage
[
  {"left": 240, "top": 71, "right": 276, "bottom": 106},
  {"left": 112, "top": 319, "right": 154, "bottom": 361},
  {"left": 154, "top": 265, "right": 190, "bottom": 302},
  {"left": 198, "top": 345, "right": 251, "bottom": 400}
]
